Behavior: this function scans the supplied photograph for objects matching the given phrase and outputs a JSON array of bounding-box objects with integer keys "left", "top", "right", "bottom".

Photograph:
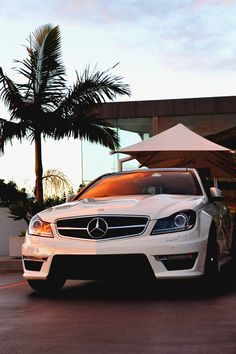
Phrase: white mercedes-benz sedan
[{"left": 22, "top": 168, "right": 234, "bottom": 293}]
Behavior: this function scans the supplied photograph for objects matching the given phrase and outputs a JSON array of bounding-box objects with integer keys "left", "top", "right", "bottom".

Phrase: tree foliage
[
  {"left": 0, "top": 179, "right": 27, "bottom": 207},
  {"left": 0, "top": 24, "right": 131, "bottom": 203}
]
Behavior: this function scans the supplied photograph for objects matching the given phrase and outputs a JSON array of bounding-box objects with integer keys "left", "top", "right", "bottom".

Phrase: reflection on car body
[{"left": 22, "top": 168, "right": 234, "bottom": 293}]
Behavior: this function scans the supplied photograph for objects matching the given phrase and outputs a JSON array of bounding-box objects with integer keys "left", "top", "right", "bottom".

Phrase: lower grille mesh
[{"left": 49, "top": 254, "right": 155, "bottom": 280}]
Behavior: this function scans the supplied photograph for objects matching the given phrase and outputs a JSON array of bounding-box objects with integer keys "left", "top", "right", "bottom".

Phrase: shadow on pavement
[{"left": 29, "top": 258, "right": 236, "bottom": 302}]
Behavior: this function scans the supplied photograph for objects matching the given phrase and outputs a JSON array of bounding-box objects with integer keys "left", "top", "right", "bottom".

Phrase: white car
[{"left": 22, "top": 168, "right": 234, "bottom": 293}]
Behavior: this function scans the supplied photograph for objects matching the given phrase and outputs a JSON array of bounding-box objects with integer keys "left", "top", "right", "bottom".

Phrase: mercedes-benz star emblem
[{"left": 87, "top": 218, "right": 108, "bottom": 239}]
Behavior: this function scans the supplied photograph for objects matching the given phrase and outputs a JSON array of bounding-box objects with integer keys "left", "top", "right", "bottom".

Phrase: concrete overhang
[
  {"left": 98, "top": 95, "right": 236, "bottom": 119},
  {"left": 97, "top": 96, "right": 236, "bottom": 147}
]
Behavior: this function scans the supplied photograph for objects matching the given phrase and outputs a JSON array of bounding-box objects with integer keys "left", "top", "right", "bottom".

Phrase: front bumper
[{"left": 22, "top": 222, "right": 209, "bottom": 281}]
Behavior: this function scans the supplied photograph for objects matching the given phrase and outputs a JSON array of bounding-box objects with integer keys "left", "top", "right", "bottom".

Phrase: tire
[
  {"left": 204, "top": 227, "right": 219, "bottom": 284},
  {"left": 27, "top": 276, "right": 65, "bottom": 294},
  {"left": 230, "top": 223, "right": 236, "bottom": 260}
]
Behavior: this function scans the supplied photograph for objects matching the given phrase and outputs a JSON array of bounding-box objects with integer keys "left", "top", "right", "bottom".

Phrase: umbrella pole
[{"left": 118, "top": 156, "right": 134, "bottom": 171}]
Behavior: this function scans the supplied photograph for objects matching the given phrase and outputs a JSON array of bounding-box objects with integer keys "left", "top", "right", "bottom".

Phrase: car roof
[{"left": 100, "top": 168, "right": 196, "bottom": 178}]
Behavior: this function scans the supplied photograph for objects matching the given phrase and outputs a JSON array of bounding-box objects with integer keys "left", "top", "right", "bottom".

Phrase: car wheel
[
  {"left": 204, "top": 229, "right": 219, "bottom": 284},
  {"left": 230, "top": 224, "right": 236, "bottom": 260},
  {"left": 27, "top": 276, "right": 65, "bottom": 294}
]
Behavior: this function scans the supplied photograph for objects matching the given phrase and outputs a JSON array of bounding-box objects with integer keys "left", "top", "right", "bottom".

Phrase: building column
[{"left": 152, "top": 116, "right": 159, "bottom": 135}]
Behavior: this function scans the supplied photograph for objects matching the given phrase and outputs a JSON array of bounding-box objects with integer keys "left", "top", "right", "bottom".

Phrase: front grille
[
  {"left": 56, "top": 215, "right": 149, "bottom": 240},
  {"left": 49, "top": 254, "right": 155, "bottom": 280}
]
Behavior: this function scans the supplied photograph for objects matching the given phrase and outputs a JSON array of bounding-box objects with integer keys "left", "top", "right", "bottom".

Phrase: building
[
  {"left": 98, "top": 95, "right": 236, "bottom": 149},
  {"left": 97, "top": 95, "right": 236, "bottom": 209}
]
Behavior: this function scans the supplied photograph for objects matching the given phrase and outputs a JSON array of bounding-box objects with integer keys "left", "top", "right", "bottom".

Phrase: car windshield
[{"left": 77, "top": 171, "right": 202, "bottom": 200}]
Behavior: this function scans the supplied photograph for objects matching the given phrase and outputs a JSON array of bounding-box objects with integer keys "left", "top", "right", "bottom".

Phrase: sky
[{"left": 1, "top": 0, "right": 236, "bottom": 194}]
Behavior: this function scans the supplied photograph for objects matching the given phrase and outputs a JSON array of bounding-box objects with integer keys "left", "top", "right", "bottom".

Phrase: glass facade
[{"left": 81, "top": 117, "right": 153, "bottom": 184}]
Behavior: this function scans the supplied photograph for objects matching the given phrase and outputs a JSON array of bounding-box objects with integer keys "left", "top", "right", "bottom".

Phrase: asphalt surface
[
  {"left": 0, "top": 262, "right": 236, "bottom": 354},
  {"left": 0, "top": 257, "right": 22, "bottom": 273}
]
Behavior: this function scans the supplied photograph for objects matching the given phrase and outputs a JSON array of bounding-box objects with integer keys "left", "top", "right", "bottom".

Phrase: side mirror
[
  {"left": 210, "top": 187, "right": 223, "bottom": 201},
  {"left": 66, "top": 194, "right": 75, "bottom": 203}
]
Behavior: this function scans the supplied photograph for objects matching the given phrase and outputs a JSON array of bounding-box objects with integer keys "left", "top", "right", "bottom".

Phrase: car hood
[{"left": 39, "top": 194, "right": 207, "bottom": 222}]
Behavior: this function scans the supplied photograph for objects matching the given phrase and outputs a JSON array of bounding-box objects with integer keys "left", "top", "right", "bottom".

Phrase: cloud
[
  {"left": 52, "top": 0, "right": 189, "bottom": 25},
  {"left": 1, "top": 0, "right": 236, "bottom": 73},
  {"left": 144, "top": 0, "right": 236, "bottom": 72},
  {"left": 0, "top": 0, "right": 189, "bottom": 26},
  {"left": 0, "top": 0, "right": 233, "bottom": 26},
  {"left": 193, "top": 0, "right": 233, "bottom": 9}
]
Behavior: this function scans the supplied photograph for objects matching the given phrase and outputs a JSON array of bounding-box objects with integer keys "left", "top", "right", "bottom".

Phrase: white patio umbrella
[{"left": 113, "top": 124, "right": 236, "bottom": 177}]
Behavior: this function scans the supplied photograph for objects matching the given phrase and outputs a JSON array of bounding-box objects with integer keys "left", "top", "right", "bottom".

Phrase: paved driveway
[{"left": 0, "top": 264, "right": 236, "bottom": 354}]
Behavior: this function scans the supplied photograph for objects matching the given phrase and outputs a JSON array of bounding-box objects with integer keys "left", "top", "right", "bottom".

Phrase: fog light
[
  {"left": 154, "top": 253, "right": 198, "bottom": 271},
  {"left": 23, "top": 256, "right": 48, "bottom": 261},
  {"left": 155, "top": 253, "right": 197, "bottom": 261}
]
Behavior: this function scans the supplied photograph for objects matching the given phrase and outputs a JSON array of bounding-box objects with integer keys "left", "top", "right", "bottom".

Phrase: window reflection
[{"left": 77, "top": 171, "right": 202, "bottom": 200}]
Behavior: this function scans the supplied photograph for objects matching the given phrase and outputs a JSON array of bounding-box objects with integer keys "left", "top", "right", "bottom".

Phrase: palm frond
[
  {"left": 73, "top": 65, "right": 130, "bottom": 105},
  {"left": 32, "top": 25, "right": 66, "bottom": 98},
  {"left": 0, "top": 118, "right": 28, "bottom": 153},
  {"left": 51, "top": 113, "right": 120, "bottom": 150},
  {"left": 78, "top": 120, "right": 120, "bottom": 149},
  {"left": 52, "top": 65, "right": 130, "bottom": 149},
  {"left": 48, "top": 64, "right": 131, "bottom": 149},
  {"left": 0, "top": 69, "right": 25, "bottom": 119},
  {"left": 13, "top": 24, "right": 66, "bottom": 109}
]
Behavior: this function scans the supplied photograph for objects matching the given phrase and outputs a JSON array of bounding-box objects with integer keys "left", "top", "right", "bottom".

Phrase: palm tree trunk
[{"left": 35, "top": 132, "right": 44, "bottom": 204}]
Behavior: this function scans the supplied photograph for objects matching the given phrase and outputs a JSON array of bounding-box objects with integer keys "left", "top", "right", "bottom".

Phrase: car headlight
[
  {"left": 151, "top": 210, "right": 196, "bottom": 235},
  {"left": 28, "top": 215, "right": 53, "bottom": 238}
]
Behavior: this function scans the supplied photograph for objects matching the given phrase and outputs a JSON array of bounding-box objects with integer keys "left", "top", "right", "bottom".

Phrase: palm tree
[{"left": 0, "top": 24, "right": 130, "bottom": 204}]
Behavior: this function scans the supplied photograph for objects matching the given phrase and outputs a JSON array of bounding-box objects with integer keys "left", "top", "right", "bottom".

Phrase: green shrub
[
  {"left": 0, "top": 179, "right": 28, "bottom": 207},
  {"left": 8, "top": 195, "right": 67, "bottom": 225},
  {"left": 0, "top": 179, "right": 67, "bottom": 226}
]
